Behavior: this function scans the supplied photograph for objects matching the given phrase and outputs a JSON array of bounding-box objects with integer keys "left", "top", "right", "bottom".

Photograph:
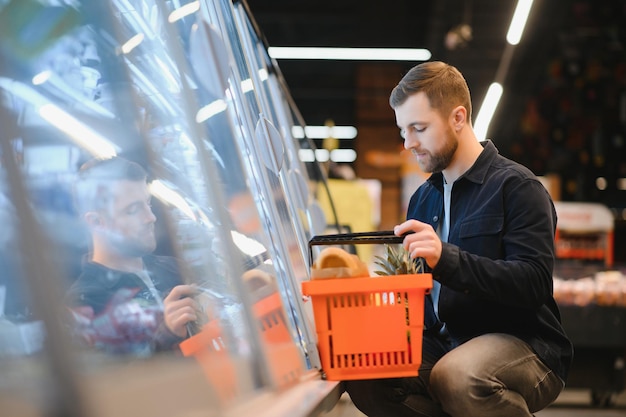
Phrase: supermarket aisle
[{"left": 331, "top": 389, "right": 626, "bottom": 417}]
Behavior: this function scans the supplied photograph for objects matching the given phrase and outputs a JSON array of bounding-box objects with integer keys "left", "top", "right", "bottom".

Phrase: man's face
[
  {"left": 98, "top": 180, "right": 157, "bottom": 257},
  {"left": 395, "top": 91, "right": 458, "bottom": 173}
]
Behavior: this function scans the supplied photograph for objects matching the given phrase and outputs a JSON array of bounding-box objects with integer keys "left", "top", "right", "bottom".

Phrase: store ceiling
[
  {"left": 244, "top": 0, "right": 626, "bottom": 209},
  {"left": 244, "top": 0, "right": 565, "bottom": 154}
]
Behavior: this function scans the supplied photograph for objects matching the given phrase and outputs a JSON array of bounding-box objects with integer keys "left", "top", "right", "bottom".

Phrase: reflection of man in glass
[{"left": 67, "top": 157, "right": 197, "bottom": 355}]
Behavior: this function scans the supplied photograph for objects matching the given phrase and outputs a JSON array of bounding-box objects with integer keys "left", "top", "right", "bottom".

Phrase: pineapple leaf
[{"left": 373, "top": 244, "right": 425, "bottom": 276}]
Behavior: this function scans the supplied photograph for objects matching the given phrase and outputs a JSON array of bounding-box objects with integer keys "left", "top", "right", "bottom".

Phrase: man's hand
[
  {"left": 163, "top": 285, "right": 198, "bottom": 338},
  {"left": 394, "top": 220, "right": 442, "bottom": 269}
]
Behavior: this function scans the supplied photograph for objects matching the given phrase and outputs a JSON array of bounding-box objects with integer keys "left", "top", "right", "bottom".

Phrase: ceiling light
[
  {"left": 121, "top": 33, "right": 144, "bottom": 54},
  {"left": 298, "top": 148, "right": 358, "bottom": 163},
  {"left": 241, "top": 69, "right": 269, "bottom": 93},
  {"left": 331, "top": 149, "right": 357, "bottom": 163},
  {"left": 299, "top": 149, "right": 333, "bottom": 162},
  {"left": 168, "top": 1, "right": 200, "bottom": 23},
  {"left": 474, "top": 82, "right": 503, "bottom": 140},
  {"left": 149, "top": 180, "right": 196, "bottom": 221},
  {"left": 299, "top": 149, "right": 315, "bottom": 162},
  {"left": 231, "top": 230, "right": 267, "bottom": 257},
  {"left": 507, "top": 0, "right": 534, "bottom": 45},
  {"left": 39, "top": 104, "right": 118, "bottom": 158},
  {"left": 196, "top": 99, "right": 227, "bottom": 123},
  {"left": 292, "top": 125, "right": 357, "bottom": 139},
  {"left": 314, "top": 149, "right": 330, "bottom": 162},
  {"left": 32, "top": 70, "right": 51, "bottom": 85},
  {"left": 268, "top": 47, "right": 431, "bottom": 61}
]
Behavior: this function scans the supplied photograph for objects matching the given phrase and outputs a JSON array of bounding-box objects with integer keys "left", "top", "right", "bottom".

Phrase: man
[
  {"left": 346, "top": 62, "right": 573, "bottom": 417},
  {"left": 67, "top": 157, "right": 198, "bottom": 354}
]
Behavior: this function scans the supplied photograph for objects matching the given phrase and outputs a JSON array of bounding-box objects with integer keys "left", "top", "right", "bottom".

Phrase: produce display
[{"left": 553, "top": 270, "right": 626, "bottom": 307}]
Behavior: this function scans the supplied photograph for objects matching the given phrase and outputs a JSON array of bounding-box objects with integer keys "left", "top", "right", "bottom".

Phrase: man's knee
[
  {"left": 429, "top": 353, "right": 473, "bottom": 403},
  {"left": 429, "top": 352, "right": 500, "bottom": 416}
]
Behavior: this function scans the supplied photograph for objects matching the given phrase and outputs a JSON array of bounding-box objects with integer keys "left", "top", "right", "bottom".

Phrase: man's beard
[
  {"left": 122, "top": 238, "right": 156, "bottom": 258},
  {"left": 416, "top": 126, "right": 458, "bottom": 173},
  {"left": 108, "top": 229, "right": 156, "bottom": 258}
]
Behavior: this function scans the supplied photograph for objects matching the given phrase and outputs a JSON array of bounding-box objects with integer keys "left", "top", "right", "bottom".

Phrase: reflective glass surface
[{"left": 0, "top": 0, "right": 327, "bottom": 414}]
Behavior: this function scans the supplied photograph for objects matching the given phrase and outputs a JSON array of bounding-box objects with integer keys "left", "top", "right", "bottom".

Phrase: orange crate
[{"left": 302, "top": 273, "right": 432, "bottom": 380}]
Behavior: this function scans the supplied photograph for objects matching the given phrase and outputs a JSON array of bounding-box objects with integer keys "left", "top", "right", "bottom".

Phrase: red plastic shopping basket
[{"left": 302, "top": 231, "right": 433, "bottom": 381}]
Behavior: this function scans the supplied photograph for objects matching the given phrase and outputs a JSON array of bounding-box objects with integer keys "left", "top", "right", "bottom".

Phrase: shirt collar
[{"left": 81, "top": 254, "right": 156, "bottom": 289}]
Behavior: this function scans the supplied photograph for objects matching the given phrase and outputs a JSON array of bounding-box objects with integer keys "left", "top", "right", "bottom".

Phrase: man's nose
[
  {"left": 145, "top": 206, "right": 157, "bottom": 223},
  {"left": 404, "top": 135, "right": 418, "bottom": 151}
]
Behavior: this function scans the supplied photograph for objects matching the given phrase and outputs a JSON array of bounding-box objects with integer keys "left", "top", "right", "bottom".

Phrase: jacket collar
[
  {"left": 427, "top": 140, "right": 498, "bottom": 190},
  {"left": 81, "top": 254, "right": 157, "bottom": 289}
]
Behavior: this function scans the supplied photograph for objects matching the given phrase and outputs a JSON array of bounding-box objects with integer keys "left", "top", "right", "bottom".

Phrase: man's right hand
[{"left": 395, "top": 220, "right": 443, "bottom": 269}]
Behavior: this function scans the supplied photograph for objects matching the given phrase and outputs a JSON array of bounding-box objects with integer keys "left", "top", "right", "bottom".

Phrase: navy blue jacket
[
  {"left": 66, "top": 255, "right": 184, "bottom": 353},
  {"left": 407, "top": 140, "right": 573, "bottom": 381}
]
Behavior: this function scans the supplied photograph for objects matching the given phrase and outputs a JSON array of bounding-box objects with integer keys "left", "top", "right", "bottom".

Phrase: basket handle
[{"left": 308, "top": 230, "right": 411, "bottom": 265}]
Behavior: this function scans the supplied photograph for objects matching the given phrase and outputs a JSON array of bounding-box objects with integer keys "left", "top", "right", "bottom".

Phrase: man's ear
[{"left": 450, "top": 105, "right": 467, "bottom": 131}]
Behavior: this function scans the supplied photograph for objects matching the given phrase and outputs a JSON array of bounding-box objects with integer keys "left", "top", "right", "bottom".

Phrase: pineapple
[
  {"left": 372, "top": 244, "right": 423, "bottom": 331},
  {"left": 373, "top": 244, "right": 424, "bottom": 276}
]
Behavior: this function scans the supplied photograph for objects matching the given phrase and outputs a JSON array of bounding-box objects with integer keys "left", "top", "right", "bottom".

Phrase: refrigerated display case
[
  {"left": 554, "top": 202, "right": 615, "bottom": 268},
  {"left": 0, "top": 0, "right": 343, "bottom": 416}
]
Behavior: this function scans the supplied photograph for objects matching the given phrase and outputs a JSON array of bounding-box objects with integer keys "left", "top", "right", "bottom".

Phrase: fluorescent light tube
[
  {"left": 474, "top": 82, "right": 503, "bottom": 140},
  {"left": 39, "top": 104, "right": 119, "bottom": 158},
  {"left": 292, "top": 125, "right": 357, "bottom": 139},
  {"left": 507, "top": 0, "right": 534, "bottom": 45},
  {"left": 231, "top": 230, "right": 267, "bottom": 257},
  {"left": 149, "top": 180, "right": 196, "bottom": 221},
  {"left": 241, "top": 69, "right": 269, "bottom": 93},
  {"left": 121, "top": 33, "right": 144, "bottom": 54},
  {"left": 268, "top": 47, "right": 431, "bottom": 61},
  {"left": 331, "top": 149, "right": 357, "bottom": 163},
  {"left": 168, "top": 1, "right": 200, "bottom": 23},
  {"left": 299, "top": 149, "right": 332, "bottom": 162},
  {"left": 196, "top": 99, "right": 227, "bottom": 123}
]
